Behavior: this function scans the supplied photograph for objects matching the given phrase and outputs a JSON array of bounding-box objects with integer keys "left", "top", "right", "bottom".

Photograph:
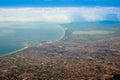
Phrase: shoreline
[
  {"left": 55, "top": 26, "right": 66, "bottom": 41},
  {"left": 0, "top": 25, "right": 66, "bottom": 57},
  {"left": 0, "top": 46, "right": 29, "bottom": 57}
]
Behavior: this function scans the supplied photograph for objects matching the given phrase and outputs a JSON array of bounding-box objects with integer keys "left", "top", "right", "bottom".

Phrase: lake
[{"left": 0, "top": 22, "right": 65, "bottom": 56}]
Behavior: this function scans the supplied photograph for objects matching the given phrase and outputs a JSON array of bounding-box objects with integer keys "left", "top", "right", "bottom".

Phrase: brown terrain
[{"left": 0, "top": 36, "right": 120, "bottom": 80}]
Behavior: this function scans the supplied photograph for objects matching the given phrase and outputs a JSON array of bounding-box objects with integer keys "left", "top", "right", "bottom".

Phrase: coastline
[
  {"left": 0, "top": 25, "right": 65, "bottom": 57},
  {"left": 0, "top": 46, "right": 29, "bottom": 57},
  {"left": 55, "top": 26, "right": 66, "bottom": 41}
]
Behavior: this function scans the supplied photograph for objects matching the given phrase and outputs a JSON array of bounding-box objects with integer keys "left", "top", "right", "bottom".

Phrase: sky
[
  {"left": 0, "top": 0, "right": 120, "bottom": 23},
  {"left": 0, "top": 0, "right": 120, "bottom": 7}
]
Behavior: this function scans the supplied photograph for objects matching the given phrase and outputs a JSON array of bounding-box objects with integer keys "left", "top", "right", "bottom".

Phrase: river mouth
[{"left": 0, "top": 22, "right": 65, "bottom": 55}]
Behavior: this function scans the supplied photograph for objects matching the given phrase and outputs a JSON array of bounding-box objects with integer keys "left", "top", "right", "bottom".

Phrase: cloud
[
  {"left": 0, "top": 7, "right": 120, "bottom": 23},
  {"left": 0, "top": 8, "right": 73, "bottom": 23},
  {"left": 76, "top": 7, "right": 120, "bottom": 22}
]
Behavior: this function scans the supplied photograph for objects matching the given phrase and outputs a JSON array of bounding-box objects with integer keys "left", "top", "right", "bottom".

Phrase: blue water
[{"left": 0, "top": 22, "right": 64, "bottom": 55}]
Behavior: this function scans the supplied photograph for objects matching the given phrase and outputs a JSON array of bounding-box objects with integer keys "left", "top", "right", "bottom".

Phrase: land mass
[{"left": 0, "top": 22, "right": 120, "bottom": 80}]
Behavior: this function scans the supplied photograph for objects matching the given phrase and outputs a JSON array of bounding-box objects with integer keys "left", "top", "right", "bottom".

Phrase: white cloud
[{"left": 0, "top": 7, "right": 120, "bottom": 23}]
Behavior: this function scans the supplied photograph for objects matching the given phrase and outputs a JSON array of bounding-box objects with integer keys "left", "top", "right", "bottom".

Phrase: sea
[{"left": 0, "top": 22, "right": 65, "bottom": 56}]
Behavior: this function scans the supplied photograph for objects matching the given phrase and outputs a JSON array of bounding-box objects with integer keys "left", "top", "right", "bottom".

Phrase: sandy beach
[
  {"left": 55, "top": 26, "right": 66, "bottom": 41},
  {"left": 0, "top": 46, "right": 29, "bottom": 57}
]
